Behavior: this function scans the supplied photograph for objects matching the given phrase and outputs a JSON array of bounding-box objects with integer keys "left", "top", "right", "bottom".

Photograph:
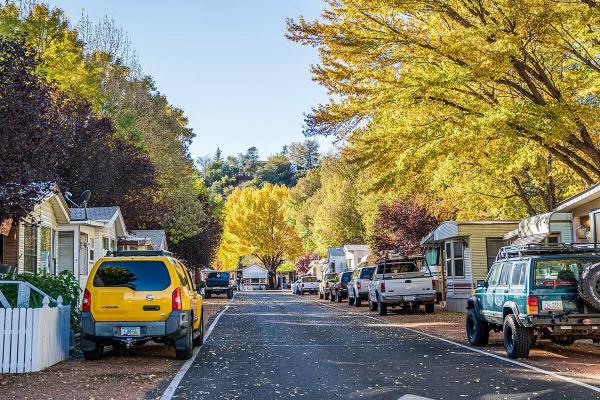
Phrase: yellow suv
[{"left": 81, "top": 250, "right": 203, "bottom": 360}]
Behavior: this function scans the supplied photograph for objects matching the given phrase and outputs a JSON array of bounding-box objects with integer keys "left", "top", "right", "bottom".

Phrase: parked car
[
  {"left": 298, "top": 275, "right": 320, "bottom": 295},
  {"left": 319, "top": 273, "right": 340, "bottom": 300},
  {"left": 330, "top": 271, "right": 353, "bottom": 302},
  {"left": 347, "top": 266, "right": 375, "bottom": 307},
  {"left": 466, "top": 244, "right": 600, "bottom": 359},
  {"left": 204, "top": 271, "right": 234, "bottom": 299},
  {"left": 291, "top": 279, "right": 301, "bottom": 294},
  {"left": 81, "top": 250, "right": 204, "bottom": 361},
  {"left": 368, "top": 256, "right": 436, "bottom": 315}
]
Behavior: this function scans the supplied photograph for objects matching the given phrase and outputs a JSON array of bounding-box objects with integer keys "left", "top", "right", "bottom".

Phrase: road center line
[
  {"left": 160, "top": 292, "right": 237, "bottom": 400},
  {"left": 315, "top": 300, "right": 600, "bottom": 394}
]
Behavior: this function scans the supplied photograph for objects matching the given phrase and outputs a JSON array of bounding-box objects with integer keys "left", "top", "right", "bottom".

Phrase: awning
[{"left": 512, "top": 233, "right": 547, "bottom": 245}]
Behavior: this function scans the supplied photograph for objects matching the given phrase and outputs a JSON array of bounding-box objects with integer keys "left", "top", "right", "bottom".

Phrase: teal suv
[{"left": 467, "top": 244, "right": 600, "bottom": 359}]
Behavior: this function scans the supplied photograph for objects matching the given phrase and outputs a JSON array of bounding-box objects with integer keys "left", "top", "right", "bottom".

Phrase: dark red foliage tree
[
  {"left": 295, "top": 252, "right": 320, "bottom": 275},
  {"left": 54, "top": 100, "right": 165, "bottom": 229},
  {"left": 372, "top": 198, "right": 439, "bottom": 256},
  {"left": 170, "top": 196, "right": 222, "bottom": 270},
  {"left": 0, "top": 36, "right": 68, "bottom": 222}
]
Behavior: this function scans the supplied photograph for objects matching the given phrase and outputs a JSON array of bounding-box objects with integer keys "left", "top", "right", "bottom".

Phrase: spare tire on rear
[{"left": 578, "top": 263, "right": 600, "bottom": 311}]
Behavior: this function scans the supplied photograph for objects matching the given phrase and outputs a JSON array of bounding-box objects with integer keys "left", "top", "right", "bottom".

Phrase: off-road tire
[
  {"left": 425, "top": 303, "right": 435, "bottom": 314},
  {"left": 227, "top": 289, "right": 233, "bottom": 299},
  {"left": 193, "top": 311, "right": 204, "bottom": 346},
  {"left": 354, "top": 296, "right": 362, "bottom": 307},
  {"left": 83, "top": 342, "right": 103, "bottom": 361},
  {"left": 579, "top": 263, "right": 600, "bottom": 311},
  {"left": 377, "top": 295, "right": 387, "bottom": 316},
  {"left": 503, "top": 314, "right": 532, "bottom": 359},
  {"left": 466, "top": 308, "right": 489, "bottom": 346},
  {"left": 175, "top": 327, "right": 194, "bottom": 360}
]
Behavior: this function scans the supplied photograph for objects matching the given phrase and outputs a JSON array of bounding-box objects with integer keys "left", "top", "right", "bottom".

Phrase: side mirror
[{"left": 476, "top": 280, "right": 487, "bottom": 288}]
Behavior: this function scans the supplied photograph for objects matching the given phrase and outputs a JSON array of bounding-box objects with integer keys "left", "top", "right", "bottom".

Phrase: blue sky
[{"left": 50, "top": 0, "right": 332, "bottom": 160}]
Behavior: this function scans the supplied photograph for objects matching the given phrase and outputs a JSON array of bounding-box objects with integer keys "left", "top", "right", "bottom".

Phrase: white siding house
[
  {"left": 58, "top": 207, "right": 127, "bottom": 289},
  {"left": 343, "top": 245, "right": 370, "bottom": 271},
  {"left": 323, "top": 247, "right": 346, "bottom": 274}
]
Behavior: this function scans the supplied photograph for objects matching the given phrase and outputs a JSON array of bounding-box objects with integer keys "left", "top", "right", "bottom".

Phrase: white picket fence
[{"left": 0, "top": 283, "right": 70, "bottom": 373}]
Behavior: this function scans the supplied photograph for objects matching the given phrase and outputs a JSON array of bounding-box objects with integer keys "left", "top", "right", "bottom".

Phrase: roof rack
[
  {"left": 106, "top": 250, "right": 173, "bottom": 257},
  {"left": 496, "top": 243, "right": 600, "bottom": 261}
]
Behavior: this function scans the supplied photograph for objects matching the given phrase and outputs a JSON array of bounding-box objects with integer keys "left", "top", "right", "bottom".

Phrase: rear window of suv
[
  {"left": 93, "top": 261, "right": 171, "bottom": 291},
  {"left": 360, "top": 268, "right": 374, "bottom": 279},
  {"left": 377, "top": 262, "right": 418, "bottom": 274},
  {"left": 303, "top": 276, "right": 318, "bottom": 282},
  {"left": 534, "top": 258, "right": 599, "bottom": 288}
]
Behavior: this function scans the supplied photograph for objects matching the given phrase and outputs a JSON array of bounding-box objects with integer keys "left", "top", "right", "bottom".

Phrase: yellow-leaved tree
[
  {"left": 217, "top": 184, "right": 303, "bottom": 287},
  {"left": 287, "top": 0, "right": 600, "bottom": 217}
]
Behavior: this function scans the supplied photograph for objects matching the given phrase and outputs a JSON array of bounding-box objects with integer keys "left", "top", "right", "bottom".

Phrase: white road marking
[
  {"left": 316, "top": 301, "right": 600, "bottom": 394},
  {"left": 160, "top": 292, "right": 236, "bottom": 400},
  {"left": 398, "top": 395, "right": 434, "bottom": 400}
]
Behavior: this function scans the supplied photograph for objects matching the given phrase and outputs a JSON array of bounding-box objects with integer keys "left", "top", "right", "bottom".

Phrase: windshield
[
  {"left": 207, "top": 272, "right": 229, "bottom": 280},
  {"left": 93, "top": 260, "right": 171, "bottom": 291},
  {"left": 303, "top": 276, "right": 317, "bottom": 282},
  {"left": 360, "top": 267, "right": 374, "bottom": 279},
  {"left": 341, "top": 272, "right": 352, "bottom": 283},
  {"left": 534, "top": 258, "right": 599, "bottom": 288},
  {"left": 377, "top": 262, "right": 419, "bottom": 274}
]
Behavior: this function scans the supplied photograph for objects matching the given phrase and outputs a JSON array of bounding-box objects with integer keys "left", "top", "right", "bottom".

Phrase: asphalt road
[{"left": 170, "top": 292, "right": 600, "bottom": 400}]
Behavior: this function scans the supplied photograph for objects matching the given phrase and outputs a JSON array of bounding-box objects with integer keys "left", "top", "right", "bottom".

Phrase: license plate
[
  {"left": 405, "top": 296, "right": 416, "bottom": 301},
  {"left": 120, "top": 327, "right": 140, "bottom": 337},
  {"left": 542, "top": 301, "right": 563, "bottom": 311}
]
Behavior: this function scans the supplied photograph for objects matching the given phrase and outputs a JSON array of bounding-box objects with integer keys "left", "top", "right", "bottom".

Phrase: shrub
[{"left": 0, "top": 271, "right": 81, "bottom": 332}]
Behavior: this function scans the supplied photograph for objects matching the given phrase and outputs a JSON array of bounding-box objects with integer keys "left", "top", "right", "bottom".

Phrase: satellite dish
[{"left": 77, "top": 190, "right": 91, "bottom": 208}]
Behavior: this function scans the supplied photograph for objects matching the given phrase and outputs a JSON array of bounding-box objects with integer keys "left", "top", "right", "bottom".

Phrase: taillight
[
  {"left": 82, "top": 289, "right": 91, "bottom": 312},
  {"left": 302, "top": 283, "right": 305, "bottom": 288},
  {"left": 338, "top": 283, "right": 343, "bottom": 289},
  {"left": 526, "top": 296, "right": 538, "bottom": 315},
  {"left": 172, "top": 287, "right": 182, "bottom": 310},
  {"left": 432, "top": 280, "right": 437, "bottom": 290},
  {"left": 356, "top": 281, "right": 361, "bottom": 290},
  {"left": 380, "top": 281, "right": 386, "bottom": 293}
]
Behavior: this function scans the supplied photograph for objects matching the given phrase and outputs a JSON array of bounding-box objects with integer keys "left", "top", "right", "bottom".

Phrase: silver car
[{"left": 347, "top": 266, "right": 375, "bottom": 307}]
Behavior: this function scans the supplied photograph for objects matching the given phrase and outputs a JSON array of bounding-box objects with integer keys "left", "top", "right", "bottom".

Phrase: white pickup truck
[
  {"left": 297, "top": 275, "right": 320, "bottom": 295},
  {"left": 367, "top": 256, "right": 436, "bottom": 315}
]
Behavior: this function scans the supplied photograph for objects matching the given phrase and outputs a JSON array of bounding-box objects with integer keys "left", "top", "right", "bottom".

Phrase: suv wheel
[
  {"left": 354, "top": 295, "right": 362, "bottom": 307},
  {"left": 503, "top": 314, "right": 532, "bottom": 359},
  {"left": 227, "top": 289, "right": 233, "bottom": 299},
  {"left": 347, "top": 293, "right": 355, "bottom": 306},
  {"left": 319, "top": 291, "right": 324, "bottom": 299},
  {"left": 466, "top": 308, "right": 489, "bottom": 346},
  {"left": 368, "top": 296, "right": 377, "bottom": 311},
  {"left": 336, "top": 291, "right": 342, "bottom": 303},
  {"left": 175, "top": 327, "right": 194, "bottom": 360},
  {"left": 83, "top": 342, "right": 104, "bottom": 361},
  {"left": 329, "top": 291, "right": 336, "bottom": 302},
  {"left": 377, "top": 295, "right": 387, "bottom": 316},
  {"left": 193, "top": 311, "right": 204, "bottom": 347}
]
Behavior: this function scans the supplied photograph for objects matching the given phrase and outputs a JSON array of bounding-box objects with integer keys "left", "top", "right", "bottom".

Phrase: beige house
[
  {"left": 421, "top": 221, "right": 518, "bottom": 312},
  {"left": 0, "top": 192, "right": 70, "bottom": 275}
]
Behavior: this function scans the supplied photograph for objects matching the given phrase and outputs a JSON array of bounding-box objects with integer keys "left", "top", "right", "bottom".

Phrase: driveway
[{"left": 168, "top": 292, "right": 600, "bottom": 399}]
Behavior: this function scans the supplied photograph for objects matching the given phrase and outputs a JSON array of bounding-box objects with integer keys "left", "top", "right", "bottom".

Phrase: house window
[
  {"left": 89, "top": 238, "right": 95, "bottom": 261},
  {"left": 40, "top": 226, "right": 53, "bottom": 274},
  {"left": 102, "top": 237, "right": 110, "bottom": 255},
  {"left": 23, "top": 223, "right": 37, "bottom": 273},
  {"left": 444, "top": 240, "right": 465, "bottom": 278},
  {"left": 110, "top": 239, "right": 116, "bottom": 250},
  {"left": 485, "top": 238, "right": 504, "bottom": 271}
]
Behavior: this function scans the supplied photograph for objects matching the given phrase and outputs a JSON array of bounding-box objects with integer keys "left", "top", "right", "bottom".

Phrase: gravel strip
[{"left": 0, "top": 297, "right": 229, "bottom": 400}]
